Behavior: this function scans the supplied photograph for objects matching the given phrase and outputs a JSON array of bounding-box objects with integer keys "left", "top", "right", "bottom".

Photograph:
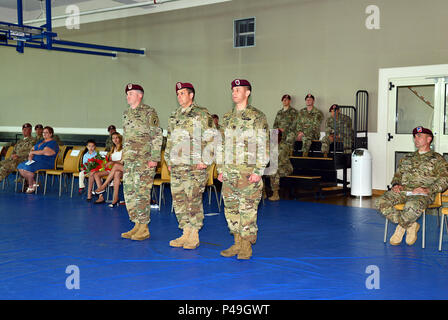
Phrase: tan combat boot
[
  {"left": 237, "top": 238, "right": 253, "bottom": 260},
  {"left": 220, "top": 234, "right": 241, "bottom": 257},
  {"left": 131, "top": 223, "right": 150, "bottom": 241},
  {"left": 302, "top": 151, "right": 309, "bottom": 157},
  {"left": 405, "top": 222, "right": 420, "bottom": 246},
  {"left": 169, "top": 228, "right": 191, "bottom": 247},
  {"left": 121, "top": 223, "right": 140, "bottom": 239},
  {"left": 389, "top": 224, "right": 406, "bottom": 245},
  {"left": 269, "top": 191, "right": 280, "bottom": 201},
  {"left": 183, "top": 228, "right": 200, "bottom": 250}
]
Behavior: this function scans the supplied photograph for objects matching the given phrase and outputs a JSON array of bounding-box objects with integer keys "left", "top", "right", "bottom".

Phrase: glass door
[{"left": 386, "top": 78, "right": 437, "bottom": 187}]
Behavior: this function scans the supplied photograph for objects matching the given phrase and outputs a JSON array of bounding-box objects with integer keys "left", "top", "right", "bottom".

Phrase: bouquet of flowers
[{"left": 81, "top": 154, "right": 112, "bottom": 174}]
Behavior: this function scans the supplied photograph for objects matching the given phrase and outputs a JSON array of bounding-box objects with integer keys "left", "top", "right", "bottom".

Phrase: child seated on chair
[
  {"left": 88, "top": 132, "right": 123, "bottom": 207},
  {"left": 78, "top": 139, "right": 97, "bottom": 194}
]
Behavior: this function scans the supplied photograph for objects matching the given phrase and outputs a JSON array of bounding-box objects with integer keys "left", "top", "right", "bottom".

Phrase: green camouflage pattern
[
  {"left": 105, "top": 135, "right": 113, "bottom": 152},
  {"left": 122, "top": 103, "right": 163, "bottom": 225},
  {"left": 164, "top": 103, "right": 214, "bottom": 167},
  {"left": 269, "top": 106, "right": 298, "bottom": 191},
  {"left": 164, "top": 103, "right": 214, "bottom": 231},
  {"left": 218, "top": 105, "right": 269, "bottom": 242},
  {"left": 321, "top": 113, "right": 353, "bottom": 154},
  {"left": 0, "top": 137, "right": 35, "bottom": 182},
  {"left": 289, "top": 106, "right": 323, "bottom": 153},
  {"left": 217, "top": 105, "right": 270, "bottom": 176},
  {"left": 376, "top": 150, "right": 448, "bottom": 227},
  {"left": 170, "top": 166, "right": 208, "bottom": 230}
]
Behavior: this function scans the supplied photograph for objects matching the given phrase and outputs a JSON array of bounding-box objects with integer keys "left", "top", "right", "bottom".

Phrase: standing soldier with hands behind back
[
  {"left": 218, "top": 79, "right": 269, "bottom": 260},
  {"left": 268, "top": 94, "right": 298, "bottom": 201},
  {"left": 121, "top": 83, "right": 163, "bottom": 241}
]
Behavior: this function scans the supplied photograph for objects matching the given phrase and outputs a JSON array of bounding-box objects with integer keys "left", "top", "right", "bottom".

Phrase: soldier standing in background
[
  {"left": 105, "top": 125, "right": 117, "bottom": 152},
  {"left": 376, "top": 126, "right": 448, "bottom": 246},
  {"left": 0, "top": 123, "right": 35, "bottom": 183},
  {"left": 320, "top": 104, "right": 353, "bottom": 157},
  {"left": 165, "top": 82, "right": 214, "bottom": 250},
  {"left": 120, "top": 83, "right": 163, "bottom": 241},
  {"left": 290, "top": 94, "right": 323, "bottom": 157},
  {"left": 218, "top": 79, "right": 269, "bottom": 260},
  {"left": 268, "top": 94, "right": 298, "bottom": 201}
]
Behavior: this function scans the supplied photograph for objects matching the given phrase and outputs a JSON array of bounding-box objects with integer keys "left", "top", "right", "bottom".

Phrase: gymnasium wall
[{"left": 1, "top": 0, "right": 448, "bottom": 135}]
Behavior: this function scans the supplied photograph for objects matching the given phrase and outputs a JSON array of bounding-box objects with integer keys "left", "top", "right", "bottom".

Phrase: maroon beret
[
  {"left": 175, "top": 82, "right": 195, "bottom": 93},
  {"left": 412, "top": 126, "right": 433, "bottom": 137},
  {"left": 305, "top": 93, "right": 315, "bottom": 100},
  {"left": 281, "top": 94, "right": 291, "bottom": 101},
  {"left": 125, "top": 83, "right": 144, "bottom": 93},
  {"left": 231, "top": 79, "right": 251, "bottom": 91},
  {"left": 329, "top": 104, "right": 339, "bottom": 112}
]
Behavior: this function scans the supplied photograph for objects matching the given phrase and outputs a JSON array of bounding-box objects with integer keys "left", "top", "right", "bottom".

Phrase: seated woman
[
  {"left": 87, "top": 132, "right": 123, "bottom": 207},
  {"left": 17, "top": 126, "right": 59, "bottom": 194}
]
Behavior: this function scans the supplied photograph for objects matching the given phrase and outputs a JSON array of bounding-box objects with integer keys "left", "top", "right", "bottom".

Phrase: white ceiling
[{"left": 0, "top": 0, "right": 232, "bottom": 27}]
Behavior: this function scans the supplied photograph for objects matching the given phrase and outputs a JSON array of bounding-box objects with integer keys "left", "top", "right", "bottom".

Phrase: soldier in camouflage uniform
[
  {"left": 217, "top": 79, "right": 269, "bottom": 260},
  {"left": 105, "top": 125, "right": 117, "bottom": 152},
  {"left": 268, "top": 94, "right": 298, "bottom": 201},
  {"left": 34, "top": 124, "right": 43, "bottom": 142},
  {"left": 165, "top": 82, "right": 214, "bottom": 250},
  {"left": 289, "top": 94, "right": 323, "bottom": 157},
  {"left": 376, "top": 126, "right": 448, "bottom": 246},
  {"left": 0, "top": 123, "right": 36, "bottom": 183},
  {"left": 320, "top": 104, "right": 353, "bottom": 157},
  {"left": 120, "top": 84, "right": 163, "bottom": 241}
]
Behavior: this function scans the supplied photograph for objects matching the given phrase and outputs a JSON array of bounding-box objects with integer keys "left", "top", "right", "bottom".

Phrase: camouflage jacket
[
  {"left": 290, "top": 106, "right": 323, "bottom": 140},
  {"left": 391, "top": 150, "right": 448, "bottom": 194},
  {"left": 12, "top": 137, "right": 35, "bottom": 162},
  {"left": 122, "top": 103, "right": 163, "bottom": 163},
  {"left": 325, "top": 113, "right": 353, "bottom": 139},
  {"left": 273, "top": 106, "right": 298, "bottom": 144},
  {"left": 164, "top": 102, "right": 214, "bottom": 167},
  {"left": 217, "top": 105, "right": 270, "bottom": 176}
]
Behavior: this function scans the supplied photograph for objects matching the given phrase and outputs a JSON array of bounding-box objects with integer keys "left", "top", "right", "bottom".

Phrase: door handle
[{"left": 388, "top": 133, "right": 394, "bottom": 141}]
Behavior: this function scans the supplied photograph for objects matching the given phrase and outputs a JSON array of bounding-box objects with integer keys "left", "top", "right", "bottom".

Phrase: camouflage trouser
[
  {"left": 320, "top": 135, "right": 352, "bottom": 154},
  {"left": 269, "top": 142, "right": 293, "bottom": 192},
  {"left": 222, "top": 166, "right": 263, "bottom": 243},
  {"left": 300, "top": 132, "right": 320, "bottom": 154},
  {"left": 375, "top": 190, "right": 434, "bottom": 228},
  {"left": 170, "top": 166, "right": 208, "bottom": 231},
  {"left": 123, "top": 160, "right": 156, "bottom": 225},
  {"left": 0, "top": 158, "right": 20, "bottom": 182}
]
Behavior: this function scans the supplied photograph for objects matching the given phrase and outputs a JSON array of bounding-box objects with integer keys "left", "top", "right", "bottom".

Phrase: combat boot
[
  {"left": 269, "top": 191, "right": 280, "bottom": 201},
  {"left": 121, "top": 223, "right": 139, "bottom": 239},
  {"left": 302, "top": 151, "right": 309, "bottom": 157},
  {"left": 237, "top": 238, "right": 253, "bottom": 260},
  {"left": 131, "top": 223, "right": 150, "bottom": 241},
  {"left": 183, "top": 228, "right": 200, "bottom": 250},
  {"left": 169, "top": 228, "right": 191, "bottom": 247},
  {"left": 220, "top": 234, "right": 241, "bottom": 257},
  {"left": 389, "top": 224, "right": 406, "bottom": 245},
  {"left": 405, "top": 222, "right": 420, "bottom": 246}
]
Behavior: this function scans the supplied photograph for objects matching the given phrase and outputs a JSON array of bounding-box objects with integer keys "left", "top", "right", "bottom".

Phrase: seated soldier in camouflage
[
  {"left": 0, "top": 123, "right": 36, "bottom": 184},
  {"left": 289, "top": 94, "right": 323, "bottom": 157},
  {"left": 376, "top": 126, "right": 448, "bottom": 246},
  {"left": 320, "top": 104, "right": 353, "bottom": 157}
]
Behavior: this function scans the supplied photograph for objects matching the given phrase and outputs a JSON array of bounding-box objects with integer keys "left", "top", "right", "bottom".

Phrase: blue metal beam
[
  {"left": 45, "top": 0, "right": 52, "bottom": 49},
  {"left": 16, "top": 0, "right": 24, "bottom": 53},
  {"left": 52, "top": 39, "right": 144, "bottom": 55}
]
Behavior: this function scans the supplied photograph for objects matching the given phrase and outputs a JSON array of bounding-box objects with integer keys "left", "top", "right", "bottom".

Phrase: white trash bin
[{"left": 351, "top": 148, "right": 372, "bottom": 197}]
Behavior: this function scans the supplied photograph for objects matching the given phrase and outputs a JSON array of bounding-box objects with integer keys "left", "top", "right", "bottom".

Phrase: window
[{"left": 234, "top": 17, "right": 255, "bottom": 48}]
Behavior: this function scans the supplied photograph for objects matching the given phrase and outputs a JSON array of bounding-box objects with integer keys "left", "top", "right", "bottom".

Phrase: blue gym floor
[{"left": 1, "top": 178, "right": 448, "bottom": 300}]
